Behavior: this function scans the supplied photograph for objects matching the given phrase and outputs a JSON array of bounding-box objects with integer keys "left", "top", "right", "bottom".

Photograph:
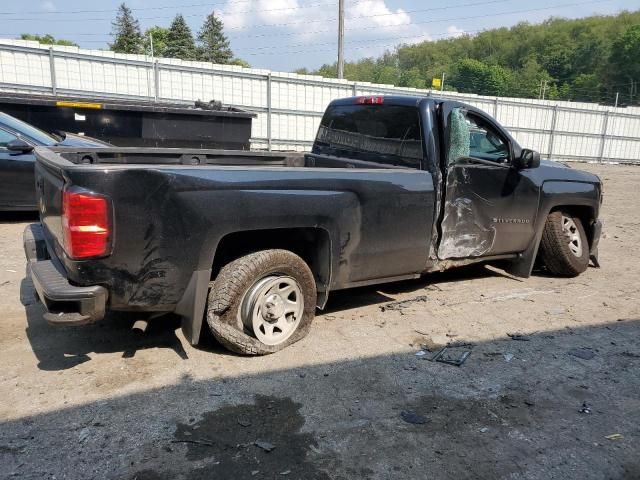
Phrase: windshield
[{"left": 0, "top": 112, "right": 59, "bottom": 145}]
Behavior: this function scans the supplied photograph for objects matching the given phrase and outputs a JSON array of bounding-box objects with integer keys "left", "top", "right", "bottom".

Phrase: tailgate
[{"left": 33, "top": 147, "right": 69, "bottom": 260}]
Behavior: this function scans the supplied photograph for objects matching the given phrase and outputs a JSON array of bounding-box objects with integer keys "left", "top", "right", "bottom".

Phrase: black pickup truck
[{"left": 24, "top": 96, "right": 603, "bottom": 355}]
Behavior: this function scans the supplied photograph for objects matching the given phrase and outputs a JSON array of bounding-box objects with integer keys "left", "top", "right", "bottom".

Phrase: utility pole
[
  {"left": 337, "top": 0, "right": 345, "bottom": 79},
  {"left": 614, "top": 92, "right": 619, "bottom": 108},
  {"left": 441, "top": 72, "right": 445, "bottom": 92},
  {"left": 541, "top": 80, "right": 548, "bottom": 100},
  {"left": 149, "top": 32, "right": 154, "bottom": 58}
]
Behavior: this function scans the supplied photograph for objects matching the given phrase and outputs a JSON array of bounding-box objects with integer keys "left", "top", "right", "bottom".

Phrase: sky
[{"left": 0, "top": 0, "right": 637, "bottom": 72}]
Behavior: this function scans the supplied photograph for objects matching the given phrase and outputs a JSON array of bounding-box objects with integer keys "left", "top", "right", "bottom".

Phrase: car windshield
[{"left": 0, "top": 112, "right": 59, "bottom": 145}]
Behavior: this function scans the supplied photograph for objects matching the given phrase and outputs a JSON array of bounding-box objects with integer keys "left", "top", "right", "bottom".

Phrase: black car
[{"left": 0, "top": 111, "right": 109, "bottom": 211}]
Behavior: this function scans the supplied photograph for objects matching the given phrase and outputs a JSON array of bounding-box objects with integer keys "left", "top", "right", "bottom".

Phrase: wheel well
[
  {"left": 211, "top": 227, "right": 332, "bottom": 297},
  {"left": 549, "top": 205, "right": 597, "bottom": 248}
]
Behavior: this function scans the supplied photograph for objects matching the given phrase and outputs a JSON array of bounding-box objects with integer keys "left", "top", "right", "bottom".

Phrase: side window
[
  {"left": 0, "top": 129, "right": 18, "bottom": 149},
  {"left": 447, "top": 108, "right": 510, "bottom": 165},
  {"left": 315, "top": 105, "right": 423, "bottom": 168}
]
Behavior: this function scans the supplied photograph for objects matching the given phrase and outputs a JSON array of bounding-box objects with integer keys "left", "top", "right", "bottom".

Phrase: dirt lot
[{"left": 0, "top": 163, "right": 638, "bottom": 480}]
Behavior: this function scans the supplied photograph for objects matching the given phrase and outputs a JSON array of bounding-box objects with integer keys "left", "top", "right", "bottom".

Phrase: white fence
[{"left": 1, "top": 39, "right": 639, "bottom": 163}]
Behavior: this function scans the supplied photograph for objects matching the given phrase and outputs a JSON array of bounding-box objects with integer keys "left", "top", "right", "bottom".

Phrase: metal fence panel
[{"left": 0, "top": 39, "right": 639, "bottom": 163}]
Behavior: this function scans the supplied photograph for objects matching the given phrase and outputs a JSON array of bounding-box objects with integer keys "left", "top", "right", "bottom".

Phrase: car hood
[
  {"left": 57, "top": 132, "right": 111, "bottom": 147},
  {"left": 540, "top": 159, "right": 571, "bottom": 169}
]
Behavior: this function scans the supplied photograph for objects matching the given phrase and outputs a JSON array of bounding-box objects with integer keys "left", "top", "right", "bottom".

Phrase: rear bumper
[{"left": 24, "top": 223, "right": 107, "bottom": 326}]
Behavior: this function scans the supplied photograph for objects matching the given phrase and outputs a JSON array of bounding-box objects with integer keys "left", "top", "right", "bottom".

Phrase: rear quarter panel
[{"left": 56, "top": 165, "right": 435, "bottom": 311}]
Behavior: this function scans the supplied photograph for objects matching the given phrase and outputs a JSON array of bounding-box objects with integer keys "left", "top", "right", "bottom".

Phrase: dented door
[{"left": 437, "top": 103, "right": 539, "bottom": 259}]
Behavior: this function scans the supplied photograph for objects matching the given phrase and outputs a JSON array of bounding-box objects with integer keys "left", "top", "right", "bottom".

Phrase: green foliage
[
  {"left": 297, "top": 11, "right": 640, "bottom": 105},
  {"left": 110, "top": 3, "right": 144, "bottom": 54},
  {"left": 608, "top": 24, "right": 640, "bottom": 87},
  {"left": 19, "top": 34, "right": 78, "bottom": 47},
  {"left": 229, "top": 58, "right": 251, "bottom": 68},
  {"left": 144, "top": 26, "right": 170, "bottom": 57},
  {"left": 165, "top": 14, "right": 197, "bottom": 60},
  {"left": 196, "top": 11, "right": 233, "bottom": 64}
]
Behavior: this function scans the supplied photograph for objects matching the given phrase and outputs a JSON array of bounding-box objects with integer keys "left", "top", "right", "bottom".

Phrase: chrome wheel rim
[
  {"left": 562, "top": 215, "right": 583, "bottom": 257},
  {"left": 238, "top": 275, "right": 304, "bottom": 346}
]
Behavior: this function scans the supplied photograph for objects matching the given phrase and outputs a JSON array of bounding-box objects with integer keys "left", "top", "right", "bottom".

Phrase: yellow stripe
[{"left": 55, "top": 101, "right": 102, "bottom": 109}]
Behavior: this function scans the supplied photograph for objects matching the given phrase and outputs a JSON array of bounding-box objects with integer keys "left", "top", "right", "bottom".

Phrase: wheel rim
[
  {"left": 238, "top": 275, "right": 304, "bottom": 346},
  {"left": 561, "top": 215, "right": 583, "bottom": 257}
]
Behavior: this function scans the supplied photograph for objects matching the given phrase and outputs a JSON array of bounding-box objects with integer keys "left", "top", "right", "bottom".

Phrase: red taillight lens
[
  {"left": 62, "top": 188, "right": 111, "bottom": 259},
  {"left": 355, "top": 96, "right": 384, "bottom": 105}
]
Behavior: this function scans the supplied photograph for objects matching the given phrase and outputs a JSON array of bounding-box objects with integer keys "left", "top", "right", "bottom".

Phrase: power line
[
  {"left": 0, "top": 0, "right": 554, "bottom": 26},
  {"left": 0, "top": 0, "right": 326, "bottom": 15},
  {"left": 1, "top": 0, "right": 613, "bottom": 40}
]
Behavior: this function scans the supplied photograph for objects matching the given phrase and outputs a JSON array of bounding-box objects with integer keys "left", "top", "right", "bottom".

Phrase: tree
[
  {"left": 110, "top": 3, "right": 143, "bottom": 54},
  {"left": 196, "top": 11, "right": 233, "bottom": 64},
  {"left": 19, "top": 34, "right": 77, "bottom": 47},
  {"left": 295, "top": 10, "right": 640, "bottom": 104},
  {"left": 229, "top": 58, "right": 251, "bottom": 68},
  {"left": 165, "top": 14, "right": 197, "bottom": 60},
  {"left": 143, "top": 26, "right": 170, "bottom": 57},
  {"left": 607, "top": 24, "right": 640, "bottom": 101},
  {"left": 452, "top": 58, "right": 513, "bottom": 96}
]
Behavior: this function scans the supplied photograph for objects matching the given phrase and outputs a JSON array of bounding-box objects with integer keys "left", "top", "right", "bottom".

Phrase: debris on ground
[
  {"left": 254, "top": 440, "right": 275, "bottom": 452},
  {"left": 171, "top": 438, "right": 214, "bottom": 447},
  {"left": 415, "top": 350, "right": 427, "bottom": 357},
  {"left": 503, "top": 353, "right": 514, "bottom": 362},
  {"left": 400, "top": 411, "right": 429, "bottom": 425},
  {"left": 479, "top": 427, "right": 489, "bottom": 433},
  {"left": 237, "top": 418, "right": 252, "bottom": 427},
  {"left": 380, "top": 296, "right": 428, "bottom": 314},
  {"left": 568, "top": 348, "right": 596, "bottom": 360},
  {"left": 428, "top": 344, "right": 473, "bottom": 366},
  {"left": 620, "top": 351, "right": 640, "bottom": 358},
  {"left": 605, "top": 433, "right": 624, "bottom": 441},
  {"left": 507, "top": 333, "right": 530, "bottom": 341},
  {"left": 579, "top": 402, "right": 592, "bottom": 414}
]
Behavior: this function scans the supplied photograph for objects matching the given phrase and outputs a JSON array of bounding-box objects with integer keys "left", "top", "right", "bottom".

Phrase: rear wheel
[
  {"left": 206, "top": 249, "right": 316, "bottom": 355},
  {"left": 539, "top": 211, "right": 589, "bottom": 277}
]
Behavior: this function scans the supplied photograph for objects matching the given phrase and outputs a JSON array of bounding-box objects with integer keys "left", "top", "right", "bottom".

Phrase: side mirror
[
  {"left": 514, "top": 148, "right": 540, "bottom": 170},
  {"left": 6, "top": 139, "right": 34, "bottom": 154}
]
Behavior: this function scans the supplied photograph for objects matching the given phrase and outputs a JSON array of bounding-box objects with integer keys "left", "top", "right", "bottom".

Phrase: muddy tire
[
  {"left": 206, "top": 249, "right": 316, "bottom": 355},
  {"left": 539, "top": 211, "right": 589, "bottom": 277}
]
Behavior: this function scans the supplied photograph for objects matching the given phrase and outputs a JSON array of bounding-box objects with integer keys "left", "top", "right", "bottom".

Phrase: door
[
  {"left": 437, "top": 103, "right": 539, "bottom": 259},
  {"left": 0, "top": 129, "right": 37, "bottom": 209}
]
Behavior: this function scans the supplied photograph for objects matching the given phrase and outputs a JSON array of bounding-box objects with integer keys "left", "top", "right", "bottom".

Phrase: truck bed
[
  {"left": 43, "top": 146, "right": 307, "bottom": 167},
  {"left": 33, "top": 146, "right": 436, "bottom": 322}
]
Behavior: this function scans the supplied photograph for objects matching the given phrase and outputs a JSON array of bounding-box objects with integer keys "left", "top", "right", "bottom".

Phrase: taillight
[
  {"left": 355, "top": 96, "right": 384, "bottom": 105},
  {"left": 62, "top": 187, "right": 111, "bottom": 259}
]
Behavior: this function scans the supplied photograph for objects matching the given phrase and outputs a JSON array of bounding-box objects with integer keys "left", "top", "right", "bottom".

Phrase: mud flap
[{"left": 176, "top": 268, "right": 212, "bottom": 345}]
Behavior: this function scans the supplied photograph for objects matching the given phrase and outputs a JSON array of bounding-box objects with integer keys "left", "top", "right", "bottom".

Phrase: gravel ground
[{"left": 0, "top": 163, "right": 638, "bottom": 480}]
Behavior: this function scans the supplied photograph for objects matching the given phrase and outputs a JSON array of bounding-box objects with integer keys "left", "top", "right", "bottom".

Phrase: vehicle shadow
[
  {"left": 21, "top": 262, "right": 520, "bottom": 369},
  {"left": 322, "top": 263, "right": 514, "bottom": 314},
  {"left": 21, "top": 267, "right": 192, "bottom": 371},
  {"left": 2, "top": 320, "right": 639, "bottom": 480}
]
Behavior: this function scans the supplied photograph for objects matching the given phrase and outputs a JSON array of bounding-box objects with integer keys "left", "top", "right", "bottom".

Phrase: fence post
[
  {"left": 153, "top": 60, "right": 160, "bottom": 101},
  {"left": 598, "top": 110, "right": 610, "bottom": 163},
  {"left": 48, "top": 47, "right": 57, "bottom": 95},
  {"left": 547, "top": 104, "right": 558, "bottom": 159},
  {"left": 352, "top": 82, "right": 357, "bottom": 96},
  {"left": 267, "top": 73, "right": 272, "bottom": 151}
]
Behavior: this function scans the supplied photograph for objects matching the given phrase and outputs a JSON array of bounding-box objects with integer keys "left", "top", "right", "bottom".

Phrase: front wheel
[
  {"left": 206, "top": 249, "right": 316, "bottom": 355},
  {"left": 539, "top": 211, "right": 589, "bottom": 277}
]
